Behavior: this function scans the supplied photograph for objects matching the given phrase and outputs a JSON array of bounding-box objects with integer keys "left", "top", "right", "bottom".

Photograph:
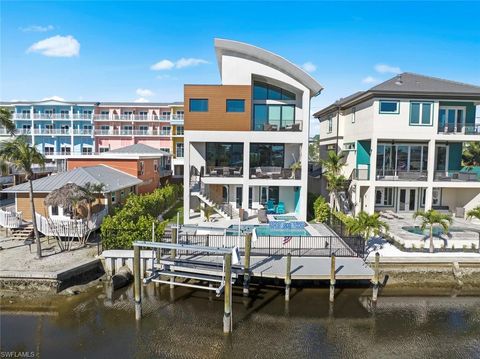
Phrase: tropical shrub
[
  {"left": 313, "top": 196, "right": 330, "bottom": 223},
  {"left": 101, "top": 184, "right": 182, "bottom": 249}
]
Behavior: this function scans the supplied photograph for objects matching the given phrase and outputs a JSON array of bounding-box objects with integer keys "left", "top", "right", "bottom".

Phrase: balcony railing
[
  {"left": 204, "top": 166, "right": 243, "bottom": 177},
  {"left": 434, "top": 170, "right": 479, "bottom": 182},
  {"left": 376, "top": 170, "right": 428, "bottom": 181},
  {"left": 438, "top": 123, "right": 480, "bottom": 135},
  {"left": 32, "top": 113, "right": 72, "bottom": 120},
  {"left": 94, "top": 129, "right": 171, "bottom": 136},
  {"left": 93, "top": 114, "right": 173, "bottom": 122},
  {"left": 32, "top": 128, "right": 71, "bottom": 135},
  {"left": 352, "top": 168, "right": 370, "bottom": 180},
  {"left": 254, "top": 120, "right": 303, "bottom": 132},
  {"left": 250, "top": 167, "right": 301, "bottom": 180}
]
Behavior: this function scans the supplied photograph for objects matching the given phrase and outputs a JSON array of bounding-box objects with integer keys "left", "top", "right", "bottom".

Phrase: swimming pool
[
  {"left": 226, "top": 224, "right": 311, "bottom": 236},
  {"left": 402, "top": 226, "right": 464, "bottom": 237},
  {"left": 273, "top": 215, "right": 298, "bottom": 221}
]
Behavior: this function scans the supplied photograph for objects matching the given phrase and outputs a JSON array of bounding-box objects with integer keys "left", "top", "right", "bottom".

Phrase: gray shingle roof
[
  {"left": 314, "top": 72, "right": 480, "bottom": 118},
  {"left": 2, "top": 165, "right": 142, "bottom": 193},
  {"left": 370, "top": 72, "right": 480, "bottom": 94},
  {"left": 108, "top": 143, "right": 171, "bottom": 156}
]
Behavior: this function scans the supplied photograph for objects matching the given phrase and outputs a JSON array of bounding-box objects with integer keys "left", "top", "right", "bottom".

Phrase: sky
[{"left": 1, "top": 1, "right": 480, "bottom": 134}]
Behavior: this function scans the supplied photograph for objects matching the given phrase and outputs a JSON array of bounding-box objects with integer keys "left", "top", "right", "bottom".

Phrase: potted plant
[{"left": 290, "top": 161, "right": 301, "bottom": 179}]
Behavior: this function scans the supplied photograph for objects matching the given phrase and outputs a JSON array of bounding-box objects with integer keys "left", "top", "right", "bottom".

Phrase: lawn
[{"left": 163, "top": 200, "right": 184, "bottom": 224}]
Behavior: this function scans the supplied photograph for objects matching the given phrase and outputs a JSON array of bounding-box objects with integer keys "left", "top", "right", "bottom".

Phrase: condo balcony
[
  {"left": 434, "top": 170, "right": 480, "bottom": 182},
  {"left": 94, "top": 129, "right": 171, "bottom": 136},
  {"left": 249, "top": 167, "right": 300, "bottom": 180},
  {"left": 376, "top": 170, "right": 428, "bottom": 181},
  {"left": 204, "top": 166, "right": 243, "bottom": 178},
  {"left": 437, "top": 123, "right": 480, "bottom": 135},
  {"left": 93, "top": 114, "right": 174, "bottom": 122}
]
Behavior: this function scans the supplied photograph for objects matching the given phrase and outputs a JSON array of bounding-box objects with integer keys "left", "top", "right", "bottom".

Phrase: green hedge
[
  {"left": 101, "top": 184, "right": 182, "bottom": 249},
  {"left": 313, "top": 196, "right": 330, "bottom": 223}
]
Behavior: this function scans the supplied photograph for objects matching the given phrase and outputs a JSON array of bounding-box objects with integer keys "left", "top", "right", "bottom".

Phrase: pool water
[
  {"left": 402, "top": 226, "right": 464, "bottom": 237},
  {"left": 226, "top": 224, "right": 311, "bottom": 236},
  {"left": 273, "top": 215, "right": 298, "bottom": 221}
]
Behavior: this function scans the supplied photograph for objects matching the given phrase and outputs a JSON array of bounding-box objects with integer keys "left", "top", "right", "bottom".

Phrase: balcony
[
  {"left": 250, "top": 167, "right": 300, "bottom": 180},
  {"left": 255, "top": 120, "right": 303, "bottom": 132},
  {"left": 33, "top": 114, "right": 72, "bottom": 120},
  {"left": 73, "top": 129, "right": 93, "bottom": 135},
  {"left": 93, "top": 114, "right": 171, "bottom": 122},
  {"left": 352, "top": 168, "right": 370, "bottom": 180},
  {"left": 204, "top": 166, "right": 243, "bottom": 177},
  {"left": 158, "top": 169, "right": 173, "bottom": 177},
  {"left": 434, "top": 170, "right": 479, "bottom": 182},
  {"left": 376, "top": 170, "right": 428, "bottom": 181},
  {"left": 438, "top": 123, "right": 480, "bottom": 135},
  {"left": 33, "top": 128, "right": 71, "bottom": 135}
]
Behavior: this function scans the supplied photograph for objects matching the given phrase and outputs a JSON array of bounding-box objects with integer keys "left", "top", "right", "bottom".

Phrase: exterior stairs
[
  {"left": 191, "top": 190, "right": 238, "bottom": 220},
  {"left": 11, "top": 224, "right": 34, "bottom": 241}
]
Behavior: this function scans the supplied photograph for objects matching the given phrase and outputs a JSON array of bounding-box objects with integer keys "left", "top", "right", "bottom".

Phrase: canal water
[{"left": 1, "top": 284, "right": 479, "bottom": 358}]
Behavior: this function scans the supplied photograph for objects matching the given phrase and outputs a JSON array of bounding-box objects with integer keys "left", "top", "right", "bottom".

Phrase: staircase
[
  {"left": 192, "top": 191, "right": 238, "bottom": 219},
  {"left": 338, "top": 191, "right": 352, "bottom": 215},
  {"left": 11, "top": 224, "right": 34, "bottom": 241}
]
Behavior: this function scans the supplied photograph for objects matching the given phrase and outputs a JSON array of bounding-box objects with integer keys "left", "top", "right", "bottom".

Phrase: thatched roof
[{"left": 44, "top": 183, "right": 88, "bottom": 210}]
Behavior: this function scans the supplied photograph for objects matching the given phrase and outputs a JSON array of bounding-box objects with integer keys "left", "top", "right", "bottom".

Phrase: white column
[
  {"left": 30, "top": 106, "right": 34, "bottom": 146},
  {"left": 424, "top": 186, "right": 433, "bottom": 211},
  {"left": 353, "top": 184, "right": 361, "bottom": 215},
  {"left": 369, "top": 137, "right": 377, "bottom": 182},
  {"left": 365, "top": 185, "right": 376, "bottom": 214},
  {"left": 183, "top": 138, "right": 191, "bottom": 224},
  {"left": 427, "top": 139, "right": 435, "bottom": 182},
  {"left": 242, "top": 141, "right": 250, "bottom": 213},
  {"left": 70, "top": 106, "right": 74, "bottom": 153}
]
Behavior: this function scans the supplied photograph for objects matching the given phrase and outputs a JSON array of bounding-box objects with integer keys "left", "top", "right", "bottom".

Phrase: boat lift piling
[
  {"left": 132, "top": 240, "right": 236, "bottom": 333},
  {"left": 242, "top": 233, "right": 252, "bottom": 297},
  {"left": 285, "top": 253, "right": 292, "bottom": 301},
  {"left": 372, "top": 252, "right": 380, "bottom": 303},
  {"left": 329, "top": 255, "right": 336, "bottom": 303}
]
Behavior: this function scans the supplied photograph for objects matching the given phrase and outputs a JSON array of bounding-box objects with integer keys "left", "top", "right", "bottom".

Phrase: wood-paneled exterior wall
[{"left": 184, "top": 85, "right": 251, "bottom": 131}]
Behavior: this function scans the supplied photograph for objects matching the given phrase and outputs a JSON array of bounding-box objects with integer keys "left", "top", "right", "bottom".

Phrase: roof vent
[{"left": 394, "top": 75, "right": 403, "bottom": 86}]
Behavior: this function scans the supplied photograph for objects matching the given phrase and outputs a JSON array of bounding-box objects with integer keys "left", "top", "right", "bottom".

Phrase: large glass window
[
  {"left": 379, "top": 100, "right": 399, "bottom": 114},
  {"left": 253, "top": 104, "right": 295, "bottom": 131},
  {"left": 250, "top": 144, "right": 285, "bottom": 168},
  {"left": 435, "top": 146, "right": 447, "bottom": 170},
  {"left": 377, "top": 143, "right": 429, "bottom": 175},
  {"left": 253, "top": 81, "right": 295, "bottom": 101},
  {"left": 375, "top": 188, "right": 394, "bottom": 206},
  {"left": 260, "top": 186, "right": 280, "bottom": 205},
  {"left": 189, "top": 99, "right": 208, "bottom": 112},
  {"left": 206, "top": 143, "right": 243, "bottom": 167},
  {"left": 410, "top": 102, "right": 433, "bottom": 125},
  {"left": 226, "top": 99, "right": 245, "bottom": 112}
]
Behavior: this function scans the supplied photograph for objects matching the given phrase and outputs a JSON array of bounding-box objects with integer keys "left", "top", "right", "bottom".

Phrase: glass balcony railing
[
  {"left": 376, "top": 170, "right": 428, "bottom": 181},
  {"left": 434, "top": 170, "right": 479, "bottom": 182},
  {"left": 438, "top": 123, "right": 480, "bottom": 135}
]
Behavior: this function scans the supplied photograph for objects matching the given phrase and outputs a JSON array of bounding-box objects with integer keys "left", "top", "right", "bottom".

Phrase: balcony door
[
  {"left": 398, "top": 188, "right": 417, "bottom": 212},
  {"left": 439, "top": 107, "right": 464, "bottom": 133}
]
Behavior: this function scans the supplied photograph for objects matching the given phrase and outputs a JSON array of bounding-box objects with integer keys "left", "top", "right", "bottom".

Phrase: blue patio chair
[
  {"left": 266, "top": 200, "right": 276, "bottom": 214},
  {"left": 276, "top": 202, "right": 286, "bottom": 214}
]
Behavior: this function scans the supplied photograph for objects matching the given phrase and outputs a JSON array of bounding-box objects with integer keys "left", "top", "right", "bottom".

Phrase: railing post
[
  {"left": 269, "top": 236, "right": 271, "bottom": 256},
  {"left": 285, "top": 253, "right": 292, "bottom": 301},
  {"left": 133, "top": 244, "right": 142, "bottom": 320},
  {"left": 243, "top": 233, "right": 252, "bottom": 297},
  {"left": 372, "top": 252, "right": 380, "bottom": 303},
  {"left": 223, "top": 253, "right": 233, "bottom": 334},
  {"left": 170, "top": 226, "right": 178, "bottom": 289},
  {"left": 329, "top": 254, "right": 336, "bottom": 303},
  {"left": 298, "top": 236, "right": 302, "bottom": 257}
]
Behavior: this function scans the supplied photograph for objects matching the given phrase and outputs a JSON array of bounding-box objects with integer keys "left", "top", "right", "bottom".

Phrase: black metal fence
[{"left": 160, "top": 233, "right": 364, "bottom": 258}]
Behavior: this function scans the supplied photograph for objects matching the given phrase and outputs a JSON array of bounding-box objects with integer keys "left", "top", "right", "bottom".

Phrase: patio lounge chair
[
  {"left": 233, "top": 167, "right": 242, "bottom": 176},
  {"left": 276, "top": 202, "right": 286, "bottom": 214},
  {"left": 286, "top": 123, "right": 300, "bottom": 131}
]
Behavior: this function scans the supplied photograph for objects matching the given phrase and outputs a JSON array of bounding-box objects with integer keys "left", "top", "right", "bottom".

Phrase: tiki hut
[{"left": 44, "top": 183, "right": 89, "bottom": 219}]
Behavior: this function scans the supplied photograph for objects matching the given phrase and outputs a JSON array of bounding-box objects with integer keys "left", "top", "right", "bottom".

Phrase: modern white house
[
  {"left": 183, "top": 38, "right": 323, "bottom": 223},
  {"left": 314, "top": 73, "right": 480, "bottom": 217}
]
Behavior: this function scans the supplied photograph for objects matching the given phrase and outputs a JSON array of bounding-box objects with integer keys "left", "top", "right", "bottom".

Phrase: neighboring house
[
  {"left": 183, "top": 38, "right": 322, "bottom": 222},
  {"left": 1, "top": 165, "right": 141, "bottom": 223},
  {"left": 67, "top": 143, "right": 172, "bottom": 194},
  {"left": 0, "top": 99, "right": 185, "bottom": 179},
  {"left": 314, "top": 72, "right": 480, "bottom": 217}
]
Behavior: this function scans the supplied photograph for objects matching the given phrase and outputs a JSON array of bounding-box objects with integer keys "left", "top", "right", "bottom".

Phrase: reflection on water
[{"left": 1, "top": 284, "right": 480, "bottom": 358}]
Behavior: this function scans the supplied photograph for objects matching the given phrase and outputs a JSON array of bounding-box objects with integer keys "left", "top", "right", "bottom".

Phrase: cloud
[
  {"left": 134, "top": 98, "right": 150, "bottom": 103},
  {"left": 302, "top": 62, "right": 316, "bottom": 73},
  {"left": 175, "top": 57, "right": 208, "bottom": 69},
  {"left": 20, "top": 25, "right": 54, "bottom": 32},
  {"left": 40, "top": 96, "right": 65, "bottom": 101},
  {"left": 156, "top": 74, "right": 176, "bottom": 80},
  {"left": 151, "top": 57, "right": 208, "bottom": 71},
  {"left": 136, "top": 88, "right": 154, "bottom": 97},
  {"left": 362, "top": 76, "right": 379, "bottom": 84},
  {"left": 27, "top": 35, "right": 80, "bottom": 57},
  {"left": 375, "top": 64, "right": 401, "bottom": 74},
  {"left": 151, "top": 59, "right": 175, "bottom": 70}
]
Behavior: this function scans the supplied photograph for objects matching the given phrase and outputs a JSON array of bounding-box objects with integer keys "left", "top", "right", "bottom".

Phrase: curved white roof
[{"left": 214, "top": 38, "right": 323, "bottom": 97}]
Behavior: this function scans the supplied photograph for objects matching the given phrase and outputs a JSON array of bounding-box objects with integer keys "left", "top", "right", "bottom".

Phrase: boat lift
[{"left": 132, "top": 239, "right": 240, "bottom": 333}]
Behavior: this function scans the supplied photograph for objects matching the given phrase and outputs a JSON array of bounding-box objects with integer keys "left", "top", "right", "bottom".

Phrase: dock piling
[
  {"left": 170, "top": 226, "right": 178, "bottom": 289},
  {"left": 110, "top": 257, "right": 116, "bottom": 278},
  {"left": 372, "top": 252, "right": 380, "bottom": 302},
  {"left": 133, "top": 245, "right": 142, "bottom": 320},
  {"left": 329, "top": 254, "right": 336, "bottom": 303},
  {"left": 243, "top": 233, "right": 252, "bottom": 297},
  {"left": 223, "top": 253, "right": 232, "bottom": 334},
  {"left": 285, "top": 253, "right": 292, "bottom": 301}
]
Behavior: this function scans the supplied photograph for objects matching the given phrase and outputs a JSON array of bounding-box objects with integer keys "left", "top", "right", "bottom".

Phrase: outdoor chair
[
  {"left": 258, "top": 209, "right": 269, "bottom": 223},
  {"left": 276, "top": 202, "right": 286, "bottom": 214},
  {"left": 222, "top": 167, "right": 230, "bottom": 176},
  {"left": 286, "top": 123, "right": 300, "bottom": 131},
  {"left": 266, "top": 200, "right": 276, "bottom": 214},
  {"left": 209, "top": 168, "right": 218, "bottom": 176},
  {"left": 233, "top": 167, "right": 242, "bottom": 176}
]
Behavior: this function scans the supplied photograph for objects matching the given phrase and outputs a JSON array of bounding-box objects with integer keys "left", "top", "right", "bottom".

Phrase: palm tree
[
  {"left": 467, "top": 206, "right": 480, "bottom": 253},
  {"left": 413, "top": 209, "right": 453, "bottom": 253},
  {"left": 0, "top": 107, "right": 16, "bottom": 136},
  {"left": 320, "top": 151, "right": 347, "bottom": 210},
  {"left": 0, "top": 137, "right": 46, "bottom": 258},
  {"left": 347, "top": 211, "right": 389, "bottom": 241},
  {"left": 462, "top": 142, "right": 480, "bottom": 167},
  {"left": 81, "top": 182, "right": 106, "bottom": 221}
]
